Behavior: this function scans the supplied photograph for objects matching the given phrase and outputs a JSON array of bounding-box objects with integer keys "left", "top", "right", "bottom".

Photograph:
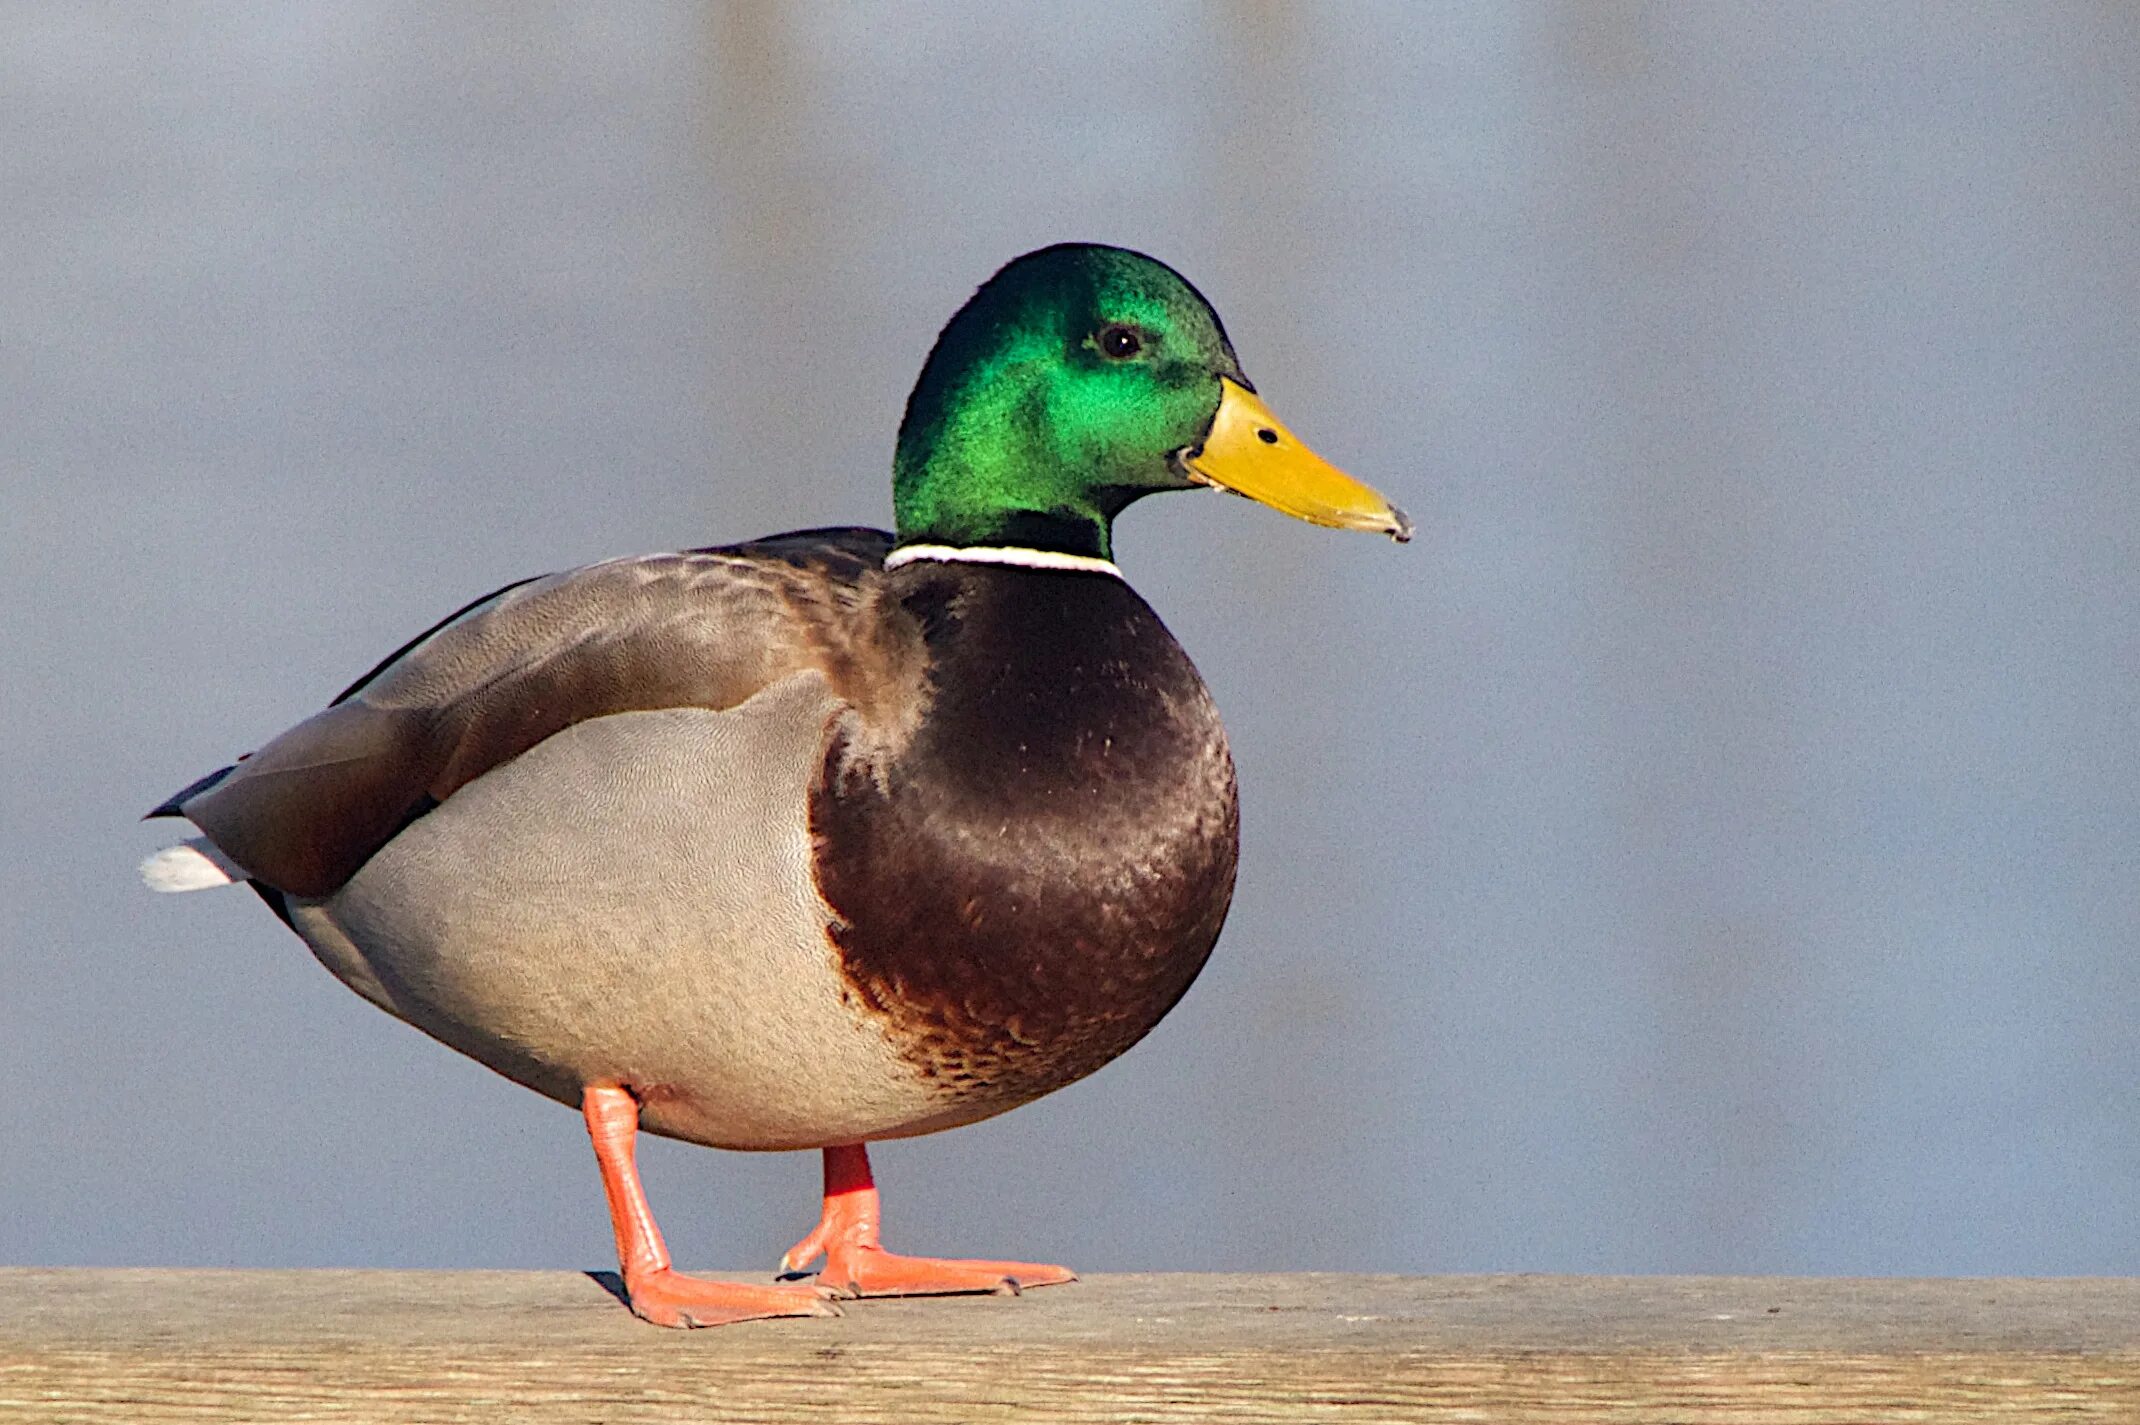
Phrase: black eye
[{"left": 1097, "top": 325, "right": 1142, "bottom": 360}]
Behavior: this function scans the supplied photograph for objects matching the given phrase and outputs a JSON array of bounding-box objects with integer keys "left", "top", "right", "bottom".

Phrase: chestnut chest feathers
[{"left": 813, "top": 560, "right": 1240, "bottom": 1114}]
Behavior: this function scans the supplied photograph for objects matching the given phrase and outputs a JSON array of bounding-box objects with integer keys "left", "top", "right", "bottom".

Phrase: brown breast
[{"left": 809, "top": 562, "right": 1240, "bottom": 1111}]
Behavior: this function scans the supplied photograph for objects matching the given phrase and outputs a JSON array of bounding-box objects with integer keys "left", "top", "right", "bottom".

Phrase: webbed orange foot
[
  {"left": 780, "top": 1143, "right": 1078, "bottom": 1299},
  {"left": 819, "top": 1245, "right": 1075, "bottom": 1298},
  {"left": 621, "top": 1267, "right": 841, "bottom": 1328}
]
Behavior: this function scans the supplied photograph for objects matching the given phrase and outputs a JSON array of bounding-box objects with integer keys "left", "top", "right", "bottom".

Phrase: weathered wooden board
[{"left": 2, "top": 1270, "right": 2137, "bottom": 1422}]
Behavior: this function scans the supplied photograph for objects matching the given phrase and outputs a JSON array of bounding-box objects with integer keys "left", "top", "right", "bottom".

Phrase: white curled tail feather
[{"left": 141, "top": 838, "right": 248, "bottom": 892}]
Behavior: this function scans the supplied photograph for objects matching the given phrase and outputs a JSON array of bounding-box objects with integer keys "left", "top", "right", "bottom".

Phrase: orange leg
[
  {"left": 583, "top": 1085, "right": 840, "bottom": 1328},
  {"left": 779, "top": 1143, "right": 1077, "bottom": 1298}
]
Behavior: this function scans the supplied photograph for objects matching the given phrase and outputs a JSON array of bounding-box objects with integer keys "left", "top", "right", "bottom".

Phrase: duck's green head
[{"left": 893, "top": 243, "right": 1410, "bottom": 560}]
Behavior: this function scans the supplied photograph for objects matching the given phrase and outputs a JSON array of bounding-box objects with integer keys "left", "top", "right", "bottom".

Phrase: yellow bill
[{"left": 1179, "top": 377, "right": 1412, "bottom": 542}]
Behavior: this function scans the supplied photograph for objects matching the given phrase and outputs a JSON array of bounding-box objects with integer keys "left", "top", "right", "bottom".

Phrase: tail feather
[{"left": 141, "top": 838, "right": 247, "bottom": 892}]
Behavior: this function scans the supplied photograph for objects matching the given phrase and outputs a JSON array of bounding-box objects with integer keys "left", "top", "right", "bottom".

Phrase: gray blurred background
[{"left": 5, "top": 3, "right": 2138, "bottom": 1278}]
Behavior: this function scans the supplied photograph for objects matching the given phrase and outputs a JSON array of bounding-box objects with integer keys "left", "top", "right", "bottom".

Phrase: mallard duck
[{"left": 143, "top": 243, "right": 1410, "bottom": 1328}]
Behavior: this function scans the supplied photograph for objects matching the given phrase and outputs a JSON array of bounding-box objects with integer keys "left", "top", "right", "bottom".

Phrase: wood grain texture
[{"left": 3, "top": 1270, "right": 2137, "bottom": 1422}]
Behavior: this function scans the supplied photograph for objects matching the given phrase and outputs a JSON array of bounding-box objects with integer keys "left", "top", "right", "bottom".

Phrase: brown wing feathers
[{"left": 164, "top": 530, "right": 910, "bottom": 899}]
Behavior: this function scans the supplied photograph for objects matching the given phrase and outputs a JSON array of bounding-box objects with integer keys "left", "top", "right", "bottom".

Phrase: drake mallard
[{"left": 144, "top": 243, "right": 1410, "bottom": 1327}]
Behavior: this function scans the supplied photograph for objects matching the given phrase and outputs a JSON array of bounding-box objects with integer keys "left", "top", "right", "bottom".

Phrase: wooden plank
[{"left": 2, "top": 1270, "right": 2137, "bottom": 1422}]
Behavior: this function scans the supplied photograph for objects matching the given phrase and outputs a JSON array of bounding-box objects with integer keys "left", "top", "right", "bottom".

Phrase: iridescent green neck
[{"left": 893, "top": 327, "right": 1124, "bottom": 559}]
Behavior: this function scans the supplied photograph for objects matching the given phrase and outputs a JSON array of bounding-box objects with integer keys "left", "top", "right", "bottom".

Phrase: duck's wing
[{"left": 149, "top": 527, "right": 910, "bottom": 899}]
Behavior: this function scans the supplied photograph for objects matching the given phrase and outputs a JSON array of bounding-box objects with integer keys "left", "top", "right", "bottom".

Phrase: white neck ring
[{"left": 883, "top": 544, "right": 1124, "bottom": 579}]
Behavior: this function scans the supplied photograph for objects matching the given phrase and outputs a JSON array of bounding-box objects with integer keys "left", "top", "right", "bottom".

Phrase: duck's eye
[{"left": 1096, "top": 325, "right": 1143, "bottom": 360}]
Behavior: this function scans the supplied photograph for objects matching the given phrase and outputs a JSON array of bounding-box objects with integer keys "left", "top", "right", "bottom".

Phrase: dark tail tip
[{"left": 145, "top": 763, "right": 239, "bottom": 820}]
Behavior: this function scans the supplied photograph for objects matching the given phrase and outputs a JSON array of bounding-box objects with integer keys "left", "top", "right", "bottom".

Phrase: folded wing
[{"left": 153, "top": 529, "right": 904, "bottom": 898}]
